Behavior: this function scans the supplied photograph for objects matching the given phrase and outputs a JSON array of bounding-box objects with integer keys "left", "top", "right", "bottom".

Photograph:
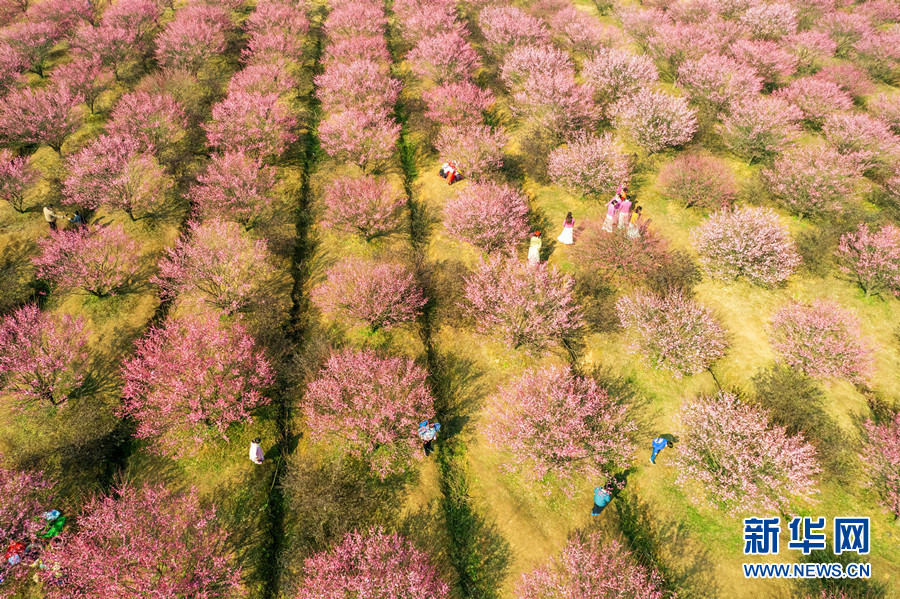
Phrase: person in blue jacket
[
  {"left": 592, "top": 486, "right": 611, "bottom": 516},
  {"left": 650, "top": 436, "right": 668, "bottom": 464},
  {"left": 418, "top": 420, "right": 440, "bottom": 457}
]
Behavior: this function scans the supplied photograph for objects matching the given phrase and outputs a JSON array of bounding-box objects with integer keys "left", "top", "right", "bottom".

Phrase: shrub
[
  {"left": 853, "top": 26, "right": 900, "bottom": 83},
  {"left": 547, "top": 132, "right": 631, "bottom": 199},
  {"left": 717, "top": 96, "right": 803, "bottom": 163},
  {"left": 861, "top": 413, "right": 900, "bottom": 516},
  {"left": 813, "top": 63, "right": 875, "bottom": 101},
  {"left": 783, "top": 31, "right": 836, "bottom": 72},
  {"left": 836, "top": 223, "right": 900, "bottom": 298},
  {"left": 773, "top": 77, "right": 854, "bottom": 128},
  {"left": 676, "top": 53, "right": 763, "bottom": 114},
  {"left": 612, "top": 89, "right": 697, "bottom": 154},
  {"left": 675, "top": 391, "right": 820, "bottom": 512},
  {"left": 764, "top": 145, "right": 861, "bottom": 217},
  {"left": 120, "top": 312, "right": 274, "bottom": 458},
  {"left": 312, "top": 257, "right": 426, "bottom": 331},
  {"left": 517, "top": 536, "right": 666, "bottom": 599},
  {"left": 581, "top": 47, "right": 659, "bottom": 114},
  {"left": 303, "top": 348, "right": 435, "bottom": 479},
  {"left": 322, "top": 175, "right": 406, "bottom": 241},
  {"left": 463, "top": 255, "right": 583, "bottom": 352},
  {"left": 616, "top": 289, "right": 728, "bottom": 378},
  {"left": 692, "top": 207, "right": 800, "bottom": 286},
  {"left": 443, "top": 181, "right": 529, "bottom": 253},
  {"left": 433, "top": 124, "right": 507, "bottom": 180},
  {"left": 190, "top": 151, "right": 277, "bottom": 230},
  {"left": 658, "top": 153, "right": 737, "bottom": 210},
  {"left": 296, "top": 528, "right": 449, "bottom": 599},
  {"left": 484, "top": 365, "right": 635, "bottom": 497},
  {"left": 769, "top": 299, "right": 874, "bottom": 382}
]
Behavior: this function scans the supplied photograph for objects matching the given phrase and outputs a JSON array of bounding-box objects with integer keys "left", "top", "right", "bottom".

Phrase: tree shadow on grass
[{"left": 430, "top": 351, "right": 487, "bottom": 438}]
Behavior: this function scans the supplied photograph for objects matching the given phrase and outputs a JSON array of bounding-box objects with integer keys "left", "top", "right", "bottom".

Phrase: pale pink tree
[
  {"left": 861, "top": 414, "right": 900, "bottom": 518},
  {"left": 303, "top": 348, "right": 435, "bottom": 478},
  {"left": 422, "top": 81, "right": 494, "bottom": 127},
  {"left": 783, "top": 31, "right": 836, "bottom": 72},
  {"left": 647, "top": 20, "right": 727, "bottom": 71},
  {"left": 443, "top": 181, "right": 529, "bottom": 253},
  {"left": 245, "top": 0, "right": 309, "bottom": 41},
  {"left": 0, "top": 83, "right": 83, "bottom": 153},
  {"left": 692, "top": 207, "right": 800, "bottom": 286},
  {"left": 836, "top": 223, "right": 900, "bottom": 298},
  {"left": 500, "top": 44, "right": 572, "bottom": 90},
  {"left": 296, "top": 528, "right": 449, "bottom": 599},
  {"left": 517, "top": 536, "right": 666, "bottom": 599},
  {"left": 616, "top": 289, "right": 728, "bottom": 379},
  {"left": 25, "top": 0, "right": 92, "bottom": 35},
  {"left": 227, "top": 60, "right": 298, "bottom": 97},
  {"left": 740, "top": 2, "right": 798, "bottom": 39},
  {"left": 41, "top": 484, "right": 242, "bottom": 598},
  {"left": 51, "top": 56, "right": 113, "bottom": 114},
  {"left": 311, "top": 257, "right": 426, "bottom": 331},
  {"left": 581, "top": 47, "right": 659, "bottom": 115},
  {"left": 318, "top": 109, "right": 400, "bottom": 173},
  {"left": 155, "top": 4, "right": 231, "bottom": 72},
  {"left": 675, "top": 391, "right": 820, "bottom": 512},
  {"left": 813, "top": 63, "right": 875, "bottom": 101},
  {"left": 658, "top": 153, "right": 737, "bottom": 210},
  {"left": 155, "top": 219, "right": 275, "bottom": 314},
  {"left": 676, "top": 53, "right": 763, "bottom": 114},
  {"left": 464, "top": 255, "right": 583, "bottom": 352},
  {"left": 63, "top": 134, "right": 173, "bottom": 220},
  {"left": 612, "top": 89, "right": 697, "bottom": 154},
  {"left": 717, "top": 95, "right": 803, "bottom": 163},
  {"left": 107, "top": 91, "right": 190, "bottom": 165},
  {"left": 763, "top": 145, "right": 861, "bottom": 217},
  {"left": 575, "top": 222, "right": 672, "bottom": 287},
  {"left": 204, "top": 92, "right": 298, "bottom": 161},
  {"left": 0, "top": 149, "right": 36, "bottom": 212},
  {"left": 407, "top": 31, "right": 480, "bottom": 84},
  {"left": 190, "top": 152, "right": 276, "bottom": 230},
  {"left": 0, "top": 461, "right": 53, "bottom": 593},
  {"left": 321, "top": 175, "right": 406, "bottom": 241},
  {"left": 323, "top": 3, "right": 385, "bottom": 42},
  {"left": 394, "top": 0, "right": 461, "bottom": 44},
  {"left": 0, "top": 20, "right": 60, "bottom": 77},
  {"left": 822, "top": 112, "right": 900, "bottom": 179},
  {"left": 323, "top": 36, "right": 390, "bottom": 67},
  {"left": 548, "top": 132, "right": 631, "bottom": 199},
  {"left": 818, "top": 11, "right": 874, "bottom": 56},
  {"left": 869, "top": 93, "right": 900, "bottom": 135},
  {"left": 314, "top": 60, "right": 401, "bottom": 114},
  {"left": 0, "top": 304, "right": 89, "bottom": 409},
  {"left": 729, "top": 39, "right": 797, "bottom": 87},
  {"left": 485, "top": 365, "right": 634, "bottom": 497},
  {"left": 773, "top": 77, "right": 854, "bottom": 128},
  {"left": 855, "top": 27, "right": 900, "bottom": 83},
  {"left": 550, "top": 6, "right": 626, "bottom": 53},
  {"left": 70, "top": 25, "right": 137, "bottom": 80},
  {"left": 33, "top": 224, "right": 141, "bottom": 297},
  {"left": 769, "top": 299, "right": 874, "bottom": 382},
  {"left": 479, "top": 5, "right": 550, "bottom": 55},
  {"left": 243, "top": 16, "right": 307, "bottom": 63},
  {"left": 120, "top": 312, "right": 274, "bottom": 458},
  {"left": 433, "top": 124, "right": 507, "bottom": 180}
]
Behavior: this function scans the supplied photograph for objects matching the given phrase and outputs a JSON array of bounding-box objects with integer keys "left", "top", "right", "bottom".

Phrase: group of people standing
[{"left": 603, "top": 183, "right": 643, "bottom": 239}]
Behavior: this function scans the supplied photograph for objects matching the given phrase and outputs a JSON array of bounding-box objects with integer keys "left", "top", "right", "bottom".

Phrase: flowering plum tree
[
  {"left": 204, "top": 92, "right": 298, "bottom": 161},
  {"left": 501, "top": 44, "right": 571, "bottom": 90},
  {"left": 729, "top": 39, "right": 797, "bottom": 88},
  {"left": 190, "top": 152, "right": 277, "bottom": 230},
  {"left": 717, "top": 96, "right": 803, "bottom": 163},
  {"left": 763, "top": 145, "right": 860, "bottom": 217},
  {"left": 433, "top": 124, "right": 507, "bottom": 180},
  {"left": 647, "top": 20, "right": 725, "bottom": 70},
  {"left": 676, "top": 53, "right": 763, "bottom": 115},
  {"left": 769, "top": 299, "right": 873, "bottom": 382},
  {"left": 0, "top": 304, "right": 88, "bottom": 409},
  {"left": 0, "top": 149, "right": 36, "bottom": 213},
  {"left": 814, "top": 63, "right": 875, "bottom": 101},
  {"left": 394, "top": 0, "right": 462, "bottom": 44},
  {"left": 740, "top": 2, "right": 798, "bottom": 39},
  {"left": 296, "top": 528, "right": 449, "bottom": 599},
  {"left": 318, "top": 109, "right": 400, "bottom": 173},
  {"left": 154, "top": 4, "right": 232, "bottom": 72},
  {"left": 303, "top": 348, "right": 435, "bottom": 478},
  {"left": 51, "top": 56, "right": 113, "bottom": 114},
  {"left": 822, "top": 112, "right": 900, "bottom": 179},
  {"left": 783, "top": 31, "right": 836, "bottom": 72},
  {"left": 121, "top": 312, "right": 274, "bottom": 458},
  {"left": 548, "top": 132, "right": 631, "bottom": 199},
  {"left": 485, "top": 366, "right": 634, "bottom": 496},
  {"left": 855, "top": 28, "right": 900, "bottom": 83},
  {"left": 0, "top": 83, "right": 83, "bottom": 153},
  {"left": 692, "top": 207, "right": 800, "bottom": 286},
  {"left": 63, "top": 134, "right": 173, "bottom": 220},
  {"left": 612, "top": 89, "right": 697, "bottom": 154},
  {"left": 836, "top": 223, "right": 900, "bottom": 298},
  {"left": 312, "top": 257, "right": 426, "bottom": 331},
  {"left": 464, "top": 255, "right": 583, "bottom": 352},
  {"left": 34, "top": 224, "right": 141, "bottom": 297},
  {"left": 0, "top": 20, "right": 60, "bottom": 78},
  {"left": 323, "top": 3, "right": 385, "bottom": 42},
  {"left": 658, "top": 153, "right": 736, "bottom": 210},
  {"left": 41, "top": 484, "right": 242, "bottom": 598},
  {"left": 155, "top": 219, "right": 275, "bottom": 314},
  {"left": 517, "top": 536, "right": 666, "bottom": 599},
  {"left": 314, "top": 60, "right": 402, "bottom": 114},
  {"left": 675, "top": 391, "right": 820, "bottom": 512},
  {"left": 322, "top": 175, "right": 406, "bottom": 241},
  {"left": 581, "top": 47, "right": 658, "bottom": 114},
  {"left": 407, "top": 31, "right": 480, "bottom": 84},
  {"left": 773, "top": 77, "right": 853, "bottom": 128},
  {"left": 861, "top": 414, "right": 900, "bottom": 517},
  {"left": 443, "top": 181, "right": 529, "bottom": 253},
  {"left": 616, "top": 289, "right": 728, "bottom": 378},
  {"left": 323, "top": 35, "right": 390, "bottom": 67},
  {"left": 0, "top": 461, "right": 52, "bottom": 593},
  {"left": 479, "top": 5, "right": 550, "bottom": 55},
  {"left": 869, "top": 93, "right": 900, "bottom": 135},
  {"left": 107, "top": 91, "right": 190, "bottom": 165},
  {"left": 575, "top": 221, "right": 672, "bottom": 287},
  {"left": 422, "top": 81, "right": 494, "bottom": 127},
  {"left": 227, "top": 60, "right": 298, "bottom": 97}
]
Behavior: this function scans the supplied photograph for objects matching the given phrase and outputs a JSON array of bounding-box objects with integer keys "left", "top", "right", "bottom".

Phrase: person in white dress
[
  {"left": 527, "top": 231, "right": 542, "bottom": 265},
  {"left": 249, "top": 437, "right": 264, "bottom": 464},
  {"left": 557, "top": 212, "right": 574, "bottom": 244}
]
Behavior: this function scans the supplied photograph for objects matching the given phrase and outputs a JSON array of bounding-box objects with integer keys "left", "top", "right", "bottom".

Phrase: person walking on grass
[
  {"left": 650, "top": 436, "right": 668, "bottom": 464},
  {"left": 249, "top": 437, "right": 264, "bottom": 464},
  {"left": 626, "top": 206, "right": 643, "bottom": 240},
  {"left": 557, "top": 212, "right": 574, "bottom": 245},
  {"left": 43, "top": 206, "right": 59, "bottom": 231},
  {"left": 602, "top": 197, "right": 619, "bottom": 233},
  {"left": 418, "top": 419, "right": 440, "bottom": 457},
  {"left": 592, "top": 486, "right": 612, "bottom": 516},
  {"left": 617, "top": 195, "right": 633, "bottom": 230},
  {"left": 527, "top": 230, "right": 542, "bottom": 265}
]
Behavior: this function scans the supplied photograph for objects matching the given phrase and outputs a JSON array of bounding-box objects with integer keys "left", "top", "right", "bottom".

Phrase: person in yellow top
[{"left": 626, "top": 206, "right": 643, "bottom": 239}]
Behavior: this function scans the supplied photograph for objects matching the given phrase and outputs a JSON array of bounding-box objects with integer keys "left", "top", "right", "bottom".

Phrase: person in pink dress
[
  {"left": 602, "top": 197, "right": 619, "bottom": 233},
  {"left": 617, "top": 195, "right": 632, "bottom": 229},
  {"left": 557, "top": 212, "right": 574, "bottom": 244}
]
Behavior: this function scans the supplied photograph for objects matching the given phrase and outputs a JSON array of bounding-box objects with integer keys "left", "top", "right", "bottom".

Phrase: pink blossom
[
  {"left": 819, "top": 11, "right": 873, "bottom": 57},
  {"left": 549, "top": 6, "right": 626, "bottom": 52},
  {"left": 813, "top": 63, "right": 875, "bottom": 100},
  {"left": 484, "top": 365, "right": 635, "bottom": 497},
  {"left": 323, "top": 3, "right": 385, "bottom": 42},
  {"left": 433, "top": 124, "right": 508, "bottom": 179},
  {"left": 312, "top": 257, "right": 426, "bottom": 331},
  {"left": 853, "top": 26, "right": 900, "bottom": 82},
  {"left": 769, "top": 299, "right": 874, "bottom": 382},
  {"left": 227, "top": 60, "right": 298, "bottom": 96},
  {"left": 658, "top": 152, "right": 737, "bottom": 210},
  {"left": 0, "top": 148, "right": 36, "bottom": 212},
  {"left": 729, "top": 39, "right": 797, "bottom": 87},
  {"left": 774, "top": 76, "right": 854, "bottom": 127},
  {"left": 322, "top": 35, "right": 390, "bottom": 67},
  {"left": 0, "top": 82, "right": 83, "bottom": 153},
  {"left": 51, "top": 56, "right": 113, "bottom": 114},
  {"left": 204, "top": 91, "right": 298, "bottom": 160},
  {"left": 612, "top": 89, "right": 698, "bottom": 153},
  {"left": 443, "top": 181, "right": 529, "bottom": 252},
  {"left": 548, "top": 132, "right": 631, "bottom": 198},
  {"left": 463, "top": 255, "right": 583, "bottom": 352},
  {"left": 836, "top": 223, "right": 900, "bottom": 298},
  {"left": 407, "top": 31, "right": 480, "bottom": 84},
  {"left": 618, "top": 5, "right": 671, "bottom": 43},
  {"left": 318, "top": 109, "right": 400, "bottom": 173},
  {"left": 692, "top": 207, "right": 800, "bottom": 286},
  {"left": 500, "top": 44, "right": 571, "bottom": 91},
  {"left": 647, "top": 20, "right": 727, "bottom": 69},
  {"left": 717, "top": 95, "right": 803, "bottom": 163},
  {"left": 33, "top": 224, "right": 142, "bottom": 297},
  {"left": 25, "top": 0, "right": 92, "bottom": 38},
  {"left": 861, "top": 414, "right": 900, "bottom": 516},
  {"left": 617, "top": 289, "right": 728, "bottom": 378},
  {"left": 0, "top": 304, "right": 88, "bottom": 408},
  {"left": 154, "top": 4, "right": 232, "bottom": 72},
  {"left": 422, "top": 81, "right": 495, "bottom": 127},
  {"left": 120, "top": 312, "right": 274, "bottom": 458},
  {"left": 190, "top": 151, "right": 277, "bottom": 229},
  {"left": 782, "top": 30, "right": 836, "bottom": 71},
  {"left": 303, "top": 349, "right": 435, "bottom": 478},
  {"left": 297, "top": 528, "right": 449, "bottom": 599},
  {"left": 394, "top": 0, "right": 463, "bottom": 44},
  {"left": 869, "top": 93, "right": 900, "bottom": 135},
  {"left": 575, "top": 221, "right": 672, "bottom": 287},
  {"left": 517, "top": 536, "right": 666, "bottom": 599},
  {"left": 740, "top": 2, "right": 798, "bottom": 39},
  {"left": 676, "top": 52, "right": 763, "bottom": 113},
  {"left": 0, "top": 20, "right": 60, "bottom": 77},
  {"left": 764, "top": 145, "right": 861, "bottom": 217},
  {"left": 675, "top": 391, "right": 820, "bottom": 512},
  {"left": 321, "top": 175, "right": 406, "bottom": 241},
  {"left": 315, "top": 59, "right": 402, "bottom": 113},
  {"left": 581, "top": 48, "right": 659, "bottom": 114},
  {"left": 479, "top": 5, "right": 550, "bottom": 55},
  {"left": 857, "top": 0, "right": 900, "bottom": 25},
  {"left": 822, "top": 112, "right": 900, "bottom": 178},
  {"left": 107, "top": 91, "right": 190, "bottom": 162},
  {"left": 243, "top": 30, "right": 305, "bottom": 65}
]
